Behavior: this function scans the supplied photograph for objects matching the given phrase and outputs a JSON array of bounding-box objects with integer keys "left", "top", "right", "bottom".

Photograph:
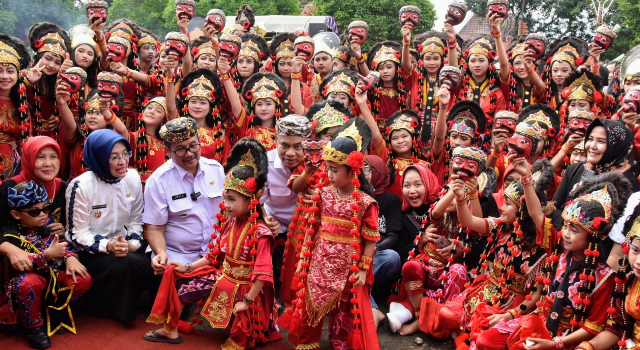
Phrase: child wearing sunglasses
[{"left": 1, "top": 181, "right": 91, "bottom": 349}]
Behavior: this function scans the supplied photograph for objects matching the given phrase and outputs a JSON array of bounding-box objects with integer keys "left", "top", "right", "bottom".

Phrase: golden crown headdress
[
  {"left": 562, "top": 185, "right": 612, "bottom": 235},
  {"left": 566, "top": 73, "right": 596, "bottom": 102},
  {"left": 524, "top": 110, "right": 553, "bottom": 141},
  {"left": 85, "top": 97, "right": 100, "bottom": 112},
  {"left": 239, "top": 39, "right": 261, "bottom": 62},
  {"left": 0, "top": 41, "right": 21, "bottom": 69},
  {"left": 186, "top": 75, "right": 214, "bottom": 102},
  {"left": 504, "top": 180, "right": 523, "bottom": 206},
  {"left": 143, "top": 96, "right": 167, "bottom": 115},
  {"left": 372, "top": 45, "right": 400, "bottom": 68},
  {"left": 468, "top": 38, "right": 492, "bottom": 58},
  {"left": 275, "top": 39, "right": 295, "bottom": 60},
  {"left": 223, "top": 150, "right": 264, "bottom": 197},
  {"left": 194, "top": 42, "right": 216, "bottom": 60},
  {"left": 628, "top": 216, "right": 640, "bottom": 242},
  {"left": 420, "top": 37, "right": 445, "bottom": 57},
  {"left": 551, "top": 44, "right": 579, "bottom": 68},
  {"left": 387, "top": 114, "right": 416, "bottom": 136},
  {"left": 137, "top": 35, "right": 157, "bottom": 49},
  {"left": 250, "top": 76, "right": 280, "bottom": 105},
  {"left": 110, "top": 22, "right": 134, "bottom": 43},
  {"left": 313, "top": 104, "right": 349, "bottom": 133},
  {"left": 322, "top": 122, "right": 363, "bottom": 165},
  {"left": 509, "top": 42, "right": 526, "bottom": 59},
  {"left": 324, "top": 72, "right": 355, "bottom": 98},
  {"left": 36, "top": 32, "right": 66, "bottom": 57}
]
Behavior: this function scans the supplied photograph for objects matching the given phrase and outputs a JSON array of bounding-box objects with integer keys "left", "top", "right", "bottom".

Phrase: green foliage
[
  {"left": 314, "top": 0, "right": 436, "bottom": 51},
  {"left": 607, "top": 0, "right": 640, "bottom": 60},
  {"left": 0, "top": 0, "right": 80, "bottom": 37},
  {"left": 109, "top": 0, "right": 169, "bottom": 37}
]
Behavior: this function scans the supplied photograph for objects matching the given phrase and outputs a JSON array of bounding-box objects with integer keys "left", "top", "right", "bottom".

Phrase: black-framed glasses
[
  {"left": 109, "top": 152, "right": 132, "bottom": 163},
  {"left": 364, "top": 161, "right": 382, "bottom": 176},
  {"left": 171, "top": 143, "right": 201, "bottom": 157},
  {"left": 18, "top": 204, "right": 52, "bottom": 217}
]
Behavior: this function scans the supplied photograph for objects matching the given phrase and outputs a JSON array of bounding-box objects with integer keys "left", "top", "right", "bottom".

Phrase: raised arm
[
  {"left": 110, "top": 62, "right": 151, "bottom": 87},
  {"left": 443, "top": 23, "right": 458, "bottom": 68},
  {"left": 355, "top": 86, "right": 383, "bottom": 149},
  {"left": 510, "top": 153, "right": 544, "bottom": 232},
  {"left": 99, "top": 97, "right": 128, "bottom": 140},
  {"left": 164, "top": 57, "right": 179, "bottom": 120},
  {"left": 55, "top": 81, "right": 78, "bottom": 142},
  {"left": 290, "top": 56, "right": 306, "bottom": 115},
  {"left": 432, "top": 86, "right": 451, "bottom": 159},
  {"left": 351, "top": 40, "right": 369, "bottom": 75},
  {"left": 452, "top": 175, "right": 491, "bottom": 234},
  {"left": 218, "top": 56, "right": 243, "bottom": 119},
  {"left": 489, "top": 14, "right": 509, "bottom": 84},
  {"left": 400, "top": 25, "right": 413, "bottom": 75}
]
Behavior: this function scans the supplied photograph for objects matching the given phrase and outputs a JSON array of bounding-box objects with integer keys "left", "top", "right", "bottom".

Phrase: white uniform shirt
[
  {"left": 262, "top": 149, "right": 298, "bottom": 234},
  {"left": 65, "top": 169, "right": 144, "bottom": 253}
]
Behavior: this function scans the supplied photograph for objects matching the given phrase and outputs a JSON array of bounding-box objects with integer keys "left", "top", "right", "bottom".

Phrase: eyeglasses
[
  {"left": 109, "top": 152, "right": 132, "bottom": 163},
  {"left": 18, "top": 204, "right": 52, "bottom": 217},
  {"left": 171, "top": 143, "right": 201, "bottom": 157},
  {"left": 362, "top": 166, "right": 372, "bottom": 175}
]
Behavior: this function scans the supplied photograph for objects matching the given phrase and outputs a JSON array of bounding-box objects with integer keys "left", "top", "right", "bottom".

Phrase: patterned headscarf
[
  {"left": 8, "top": 181, "right": 48, "bottom": 208},
  {"left": 276, "top": 114, "right": 312, "bottom": 137},
  {"left": 584, "top": 119, "right": 633, "bottom": 174}
]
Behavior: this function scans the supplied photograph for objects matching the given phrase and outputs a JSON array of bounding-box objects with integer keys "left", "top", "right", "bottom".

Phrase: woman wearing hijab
[
  {"left": 364, "top": 155, "right": 403, "bottom": 326},
  {"left": 66, "top": 129, "right": 156, "bottom": 322},
  {"left": 0, "top": 136, "right": 66, "bottom": 274}
]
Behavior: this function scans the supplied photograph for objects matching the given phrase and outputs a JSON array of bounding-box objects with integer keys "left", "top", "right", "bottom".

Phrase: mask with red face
[
  {"left": 445, "top": 1, "right": 468, "bottom": 26},
  {"left": 219, "top": 34, "right": 241, "bottom": 61},
  {"left": 524, "top": 33, "right": 548, "bottom": 60},
  {"left": 567, "top": 110, "right": 595, "bottom": 137},
  {"left": 487, "top": 0, "right": 509, "bottom": 19},
  {"left": 493, "top": 111, "right": 518, "bottom": 137},
  {"left": 399, "top": 6, "right": 421, "bottom": 30},
  {"left": 60, "top": 67, "right": 88, "bottom": 94},
  {"left": 302, "top": 139, "right": 328, "bottom": 168},
  {"left": 86, "top": 1, "right": 108, "bottom": 24},
  {"left": 450, "top": 146, "right": 485, "bottom": 181},
  {"left": 438, "top": 66, "right": 462, "bottom": 89},
  {"left": 357, "top": 72, "right": 380, "bottom": 92},
  {"left": 506, "top": 123, "right": 538, "bottom": 158},
  {"left": 206, "top": 9, "right": 226, "bottom": 34},
  {"left": 97, "top": 72, "right": 122, "bottom": 101},
  {"left": 294, "top": 36, "right": 315, "bottom": 62},
  {"left": 175, "top": 0, "right": 195, "bottom": 21},
  {"left": 623, "top": 88, "right": 640, "bottom": 113},
  {"left": 347, "top": 21, "right": 368, "bottom": 46},
  {"left": 106, "top": 37, "right": 128, "bottom": 62},
  {"left": 164, "top": 32, "right": 189, "bottom": 61},
  {"left": 592, "top": 25, "right": 617, "bottom": 51}
]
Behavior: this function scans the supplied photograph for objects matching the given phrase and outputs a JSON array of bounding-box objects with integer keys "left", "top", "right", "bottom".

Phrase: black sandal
[{"left": 143, "top": 330, "right": 183, "bottom": 344}]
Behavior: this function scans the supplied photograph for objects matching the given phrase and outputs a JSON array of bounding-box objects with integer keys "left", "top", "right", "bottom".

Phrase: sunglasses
[{"left": 18, "top": 204, "right": 53, "bottom": 217}]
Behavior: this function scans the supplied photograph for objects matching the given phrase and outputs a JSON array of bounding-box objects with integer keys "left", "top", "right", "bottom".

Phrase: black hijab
[{"left": 584, "top": 118, "right": 633, "bottom": 174}]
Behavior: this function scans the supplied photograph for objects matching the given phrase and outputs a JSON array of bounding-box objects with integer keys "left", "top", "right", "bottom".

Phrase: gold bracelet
[
  {"left": 220, "top": 72, "right": 231, "bottom": 81},
  {"left": 291, "top": 71, "right": 302, "bottom": 80},
  {"left": 490, "top": 31, "right": 502, "bottom": 38},
  {"left": 507, "top": 308, "right": 519, "bottom": 319},
  {"left": 455, "top": 196, "right": 468, "bottom": 206},
  {"left": 490, "top": 150, "right": 501, "bottom": 159},
  {"left": 358, "top": 255, "right": 373, "bottom": 270},
  {"left": 165, "top": 76, "right": 175, "bottom": 84},
  {"left": 300, "top": 171, "right": 311, "bottom": 181},
  {"left": 526, "top": 64, "right": 536, "bottom": 73},
  {"left": 125, "top": 69, "right": 134, "bottom": 79},
  {"left": 467, "top": 191, "right": 479, "bottom": 201},
  {"left": 561, "top": 143, "right": 573, "bottom": 154},
  {"left": 107, "top": 112, "right": 117, "bottom": 125}
]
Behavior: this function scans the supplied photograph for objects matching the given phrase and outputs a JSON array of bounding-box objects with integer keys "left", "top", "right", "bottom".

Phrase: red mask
[
  {"left": 165, "top": 38, "right": 188, "bottom": 61},
  {"left": 445, "top": 5, "right": 467, "bottom": 26},
  {"left": 438, "top": 67, "right": 462, "bottom": 89},
  {"left": 568, "top": 117, "right": 592, "bottom": 137},
  {"left": 507, "top": 132, "right": 534, "bottom": 158},
  {"left": 494, "top": 117, "right": 517, "bottom": 137},
  {"left": 206, "top": 14, "right": 225, "bottom": 34},
  {"left": 488, "top": 3, "right": 508, "bottom": 19},
  {"left": 175, "top": 4, "right": 194, "bottom": 21},
  {"left": 357, "top": 72, "right": 380, "bottom": 92},
  {"left": 87, "top": 6, "right": 108, "bottom": 24},
  {"left": 451, "top": 156, "right": 480, "bottom": 181},
  {"left": 623, "top": 89, "right": 640, "bottom": 113},
  {"left": 302, "top": 139, "right": 328, "bottom": 168},
  {"left": 106, "top": 42, "right": 127, "bottom": 62},
  {"left": 97, "top": 74, "right": 121, "bottom": 101},
  {"left": 219, "top": 36, "right": 240, "bottom": 61},
  {"left": 295, "top": 42, "right": 314, "bottom": 61},
  {"left": 525, "top": 38, "right": 546, "bottom": 60},
  {"left": 60, "top": 69, "right": 86, "bottom": 94},
  {"left": 592, "top": 32, "right": 613, "bottom": 50},
  {"left": 348, "top": 27, "right": 367, "bottom": 45},
  {"left": 399, "top": 9, "right": 420, "bottom": 30}
]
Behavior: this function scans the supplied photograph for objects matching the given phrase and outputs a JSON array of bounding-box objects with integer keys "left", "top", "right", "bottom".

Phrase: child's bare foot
[
  {"left": 398, "top": 319, "right": 419, "bottom": 336},
  {"left": 144, "top": 328, "right": 183, "bottom": 344},
  {"left": 372, "top": 308, "right": 386, "bottom": 328}
]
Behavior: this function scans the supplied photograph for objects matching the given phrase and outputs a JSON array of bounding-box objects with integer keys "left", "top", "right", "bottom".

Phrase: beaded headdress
[
  {"left": 137, "top": 35, "right": 157, "bottom": 49},
  {"left": 35, "top": 32, "right": 67, "bottom": 57},
  {"left": 84, "top": 95, "right": 100, "bottom": 112},
  {"left": 323, "top": 72, "right": 356, "bottom": 98},
  {"left": 419, "top": 36, "right": 445, "bottom": 57},
  {"left": 143, "top": 96, "right": 167, "bottom": 115},
  {"left": 562, "top": 185, "right": 612, "bottom": 234},
  {"left": 564, "top": 72, "right": 597, "bottom": 102},
  {"left": 194, "top": 41, "right": 216, "bottom": 60},
  {"left": 372, "top": 45, "right": 400, "bottom": 69},
  {"left": 551, "top": 44, "right": 580, "bottom": 69},
  {"left": 450, "top": 111, "right": 477, "bottom": 136},
  {"left": 275, "top": 39, "right": 295, "bottom": 60},
  {"left": 312, "top": 103, "right": 350, "bottom": 134},
  {"left": 468, "top": 38, "right": 493, "bottom": 58},
  {"left": 184, "top": 75, "right": 214, "bottom": 102},
  {"left": 386, "top": 114, "right": 418, "bottom": 136},
  {"left": 247, "top": 76, "right": 280, "bottom": 105},
  {"left": 239, "top": 39, "right": 261, "bottom": 62}
]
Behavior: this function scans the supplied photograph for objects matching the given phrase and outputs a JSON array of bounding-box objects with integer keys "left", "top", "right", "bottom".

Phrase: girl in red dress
[
  {"left": 0, "top": 34, "right": 30, "bottom": 179},
  {"left": 540, "top": 37, "right": 589, "bottom": 113},
  {"left": 145, "top": 138, "right": 279, "bottom": 349},
  {"left": 130, "top": 96, "right": 167, "bottom": 183},
  {"left": 284, "top": 118, "right": 380, "bottom": 350},
  {"left": 268, "top": 33, "right": 314, "bottom": 111}
]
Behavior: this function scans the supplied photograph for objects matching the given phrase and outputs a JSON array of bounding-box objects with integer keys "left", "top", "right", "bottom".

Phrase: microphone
[{"left": 190, "top": 192, "right": 201, "bottom": 201}]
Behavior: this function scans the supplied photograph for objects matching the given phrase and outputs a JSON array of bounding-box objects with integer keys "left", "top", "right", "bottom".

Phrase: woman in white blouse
[{"left": 66, "top": 129, "right": 157, "bottom": 322}]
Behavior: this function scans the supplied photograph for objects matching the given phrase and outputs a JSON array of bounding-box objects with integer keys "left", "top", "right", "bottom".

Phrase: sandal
[{"left": 143, "top": 330, "right": 183, "bottom": 344}]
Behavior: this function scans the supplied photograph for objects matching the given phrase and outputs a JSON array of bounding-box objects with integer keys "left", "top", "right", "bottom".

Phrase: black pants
[{"left": 79, "top": 250, "right": 158, "bottom": 322}]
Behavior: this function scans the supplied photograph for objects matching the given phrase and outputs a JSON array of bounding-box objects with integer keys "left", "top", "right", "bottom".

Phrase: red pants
[
  {"left": 475, "top": 328, "right": 510, "bottom": 350},
  {"left": 11, "top": 271, "right": 92, "bottom": 328}
]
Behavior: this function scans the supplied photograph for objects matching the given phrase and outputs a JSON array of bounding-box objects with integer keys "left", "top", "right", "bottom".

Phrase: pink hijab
[{"left": 401, "top": 164, "right": 442, "bottom": 211}]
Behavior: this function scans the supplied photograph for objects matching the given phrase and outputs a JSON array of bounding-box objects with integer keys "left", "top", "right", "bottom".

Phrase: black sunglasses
[{"left": 18, "top": 204, "right": 53, "bottom": 218}]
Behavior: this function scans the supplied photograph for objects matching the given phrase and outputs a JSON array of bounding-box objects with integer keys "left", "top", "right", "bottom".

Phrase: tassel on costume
[
  {"left": 348, "top": 328, "right": 365, "bottom": 350},
  {"left": 455, "top": 333, "right": 470, "bottom": 350},
  {"left": 277, "top": 308, "right": 293, "bottom": 328},
  {"left": 177, "top": 320, "right": 194, "bottom": 334}
]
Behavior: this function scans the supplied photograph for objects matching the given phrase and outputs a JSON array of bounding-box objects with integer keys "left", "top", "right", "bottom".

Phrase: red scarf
[
  {"left": 147, "top": 264, "right": 218, "bottom": 332},
  {"left": 11, "top": 136, "right": 62, "bottom": 199}
]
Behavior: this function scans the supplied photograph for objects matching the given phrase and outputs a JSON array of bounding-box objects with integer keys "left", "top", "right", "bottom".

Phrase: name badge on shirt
[
  {"left": 172, "top": 193, "right": 187, "bottom": 200},
  {"left": 179, "top": 214, "right": 189, "bottom": 219},
  {"left": 92, "top": 204, "right": 107, "bottom": 210}
]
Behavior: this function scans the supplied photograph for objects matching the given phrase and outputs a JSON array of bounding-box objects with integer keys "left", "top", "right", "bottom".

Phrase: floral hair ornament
[
  {"left": 159, "top": 116, "right": 198, "bottom": 143},
  {"left": 8, "top": 181, "right": 48, "bottom": 208},
  {"left": 562, "top": 185, "right": 612, "bottom": 235}
]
